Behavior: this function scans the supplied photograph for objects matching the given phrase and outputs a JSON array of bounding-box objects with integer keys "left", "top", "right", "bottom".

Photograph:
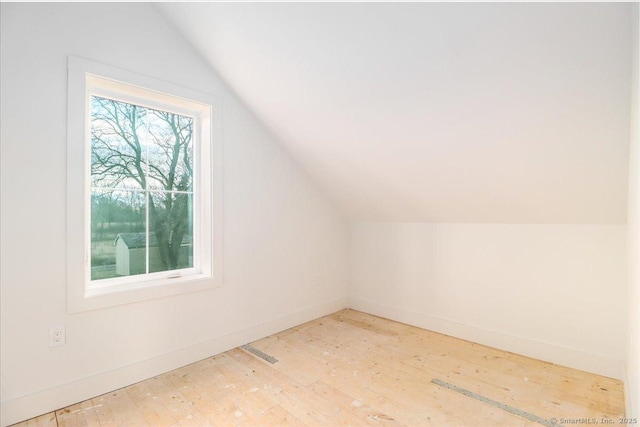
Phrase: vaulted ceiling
[{"left": 157, "top": 2, "right": 632, "bottom": 223}]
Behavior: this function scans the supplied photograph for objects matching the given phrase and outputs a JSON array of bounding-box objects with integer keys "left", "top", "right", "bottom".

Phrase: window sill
[{"left": 68, "top": 274, "right": 222, "bottom": 314}]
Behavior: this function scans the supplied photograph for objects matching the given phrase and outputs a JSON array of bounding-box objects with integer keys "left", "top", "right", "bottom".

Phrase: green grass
[{"left": 91, "top": 267, "right": 118, "bottom": 281}]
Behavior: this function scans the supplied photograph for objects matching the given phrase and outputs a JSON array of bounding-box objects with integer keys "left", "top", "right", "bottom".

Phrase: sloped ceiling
[{"left": 157, "top": 2, "right": 632, "bottom": 223}]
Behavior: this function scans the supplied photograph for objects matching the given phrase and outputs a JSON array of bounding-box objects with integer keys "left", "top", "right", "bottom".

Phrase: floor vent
[
  {"left": 241, "top": 344, "right": 278, "bottom": 364},
  {"left": 431, "top": 378, "right": 555, "bottom": 426}
]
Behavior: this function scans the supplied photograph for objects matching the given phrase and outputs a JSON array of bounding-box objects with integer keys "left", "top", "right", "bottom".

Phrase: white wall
[
  {"left": 350, "top": 223, "right": 627, "bottom": 379},
  {"left": 0, "top": 4, "right": 348, "bottom": 426},
  {"left": 625, "top": 3, "right": 640, "bottom": 418},
  {"left": 159, "top": 3, "right": 632, "bottom": 225}
]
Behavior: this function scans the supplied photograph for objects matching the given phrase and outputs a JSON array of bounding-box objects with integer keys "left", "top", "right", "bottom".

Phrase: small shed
[{"left": 114, "top": 232, "right": 192, "bottom": 276}]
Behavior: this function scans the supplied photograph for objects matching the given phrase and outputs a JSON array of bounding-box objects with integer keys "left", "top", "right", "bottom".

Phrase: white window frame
[{"left": 67, "top": 56, "right": 223, "bottom": 313}]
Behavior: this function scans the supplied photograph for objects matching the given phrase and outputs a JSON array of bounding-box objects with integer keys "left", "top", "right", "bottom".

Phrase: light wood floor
[{"left": 14, "top": 309, "right": 625, "bottom": 427}]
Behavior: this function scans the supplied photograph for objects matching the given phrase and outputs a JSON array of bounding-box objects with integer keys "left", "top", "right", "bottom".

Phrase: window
[
  {"left": 67, "top": 57, "right": 222, "bottom": 312},
  {"left": 89, "top": 92, "right": 196, "bottom": 282}
]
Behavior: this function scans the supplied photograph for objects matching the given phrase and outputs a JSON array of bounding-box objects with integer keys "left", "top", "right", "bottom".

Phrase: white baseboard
[
  {"left": 0, "top": 298, "right": 348, "bottom": 427},
  {"left": 349, "top": 297, "right": 626, "bottom": 381}
]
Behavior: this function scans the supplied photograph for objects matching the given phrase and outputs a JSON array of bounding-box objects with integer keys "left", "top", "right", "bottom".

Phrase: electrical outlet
[{"left": 49, "top": 325, "right": 65, "bottom": 347}]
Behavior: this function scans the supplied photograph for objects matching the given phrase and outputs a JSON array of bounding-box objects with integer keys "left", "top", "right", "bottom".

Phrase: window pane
[
  {"left": 90, "top": 96, "right": 148, "bottom": 190},
  {"left": 149, "top": 192, "right": 194, "bottom": 273},
  {"left": 90, "top": 96, "right": 194, "bottom": 193},
  {"left": 146, "top": 111, "right": 194, "bottom": 192},
  {"left": 91, "top": 190, "right": 146, "bottom": 280},
  {"left": 90, "top": 95, "right": 196, "bottom": 279}
]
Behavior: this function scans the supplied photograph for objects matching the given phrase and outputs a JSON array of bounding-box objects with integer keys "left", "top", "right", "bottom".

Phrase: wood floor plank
[
  {"left": 56, "top": 403, "right": 90, "bottom": 427},
  {"left": 223, "top": 349, "right": 362, "bottom": 426},
  {"left": 90, "top": 394, "right": 118, "bottom": 427},
  {"left": 102, "top": 387, "right": 149, "bottom": 427},
  {"left": 125, "top": 380, "right": 179, "bottom": 427},
  {"left": 13, "top": 309, "right": 626, "bottom": 427},
  {"left": 307, "top": 380, "right": 405, "bottom": 427},
  {"left": 20, "top": 413, "right": 57, "bottom": 427},
  {"left": 248, "top": 404, "right": 307, "bottom": 426},
  {"left": 144, "top": 375, "right": 212, "bottom": 427}
]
